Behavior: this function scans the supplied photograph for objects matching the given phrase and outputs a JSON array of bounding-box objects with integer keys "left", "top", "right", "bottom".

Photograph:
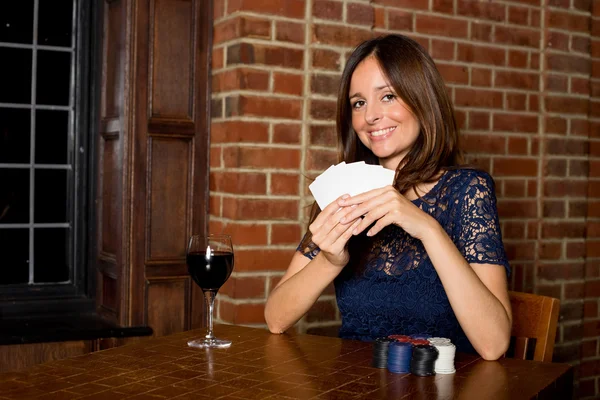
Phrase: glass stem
[{"left": 204, "top": 290, "right": 216, "bottom": 340}]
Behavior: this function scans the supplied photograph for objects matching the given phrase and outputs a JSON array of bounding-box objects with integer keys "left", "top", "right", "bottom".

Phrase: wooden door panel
[
  {"left": 147, "top": 137, "right": 192, "bottom": 261},
  {"left": 100, "top": 273, "right": 118, "bottom": 314},
  {"left": 146, "top": 278, "right": 190, "bottom": 337},
  {"left": 150, "top": 0, "right": 195, "bottom": 120},
  {"left": 99, "top": 132, "right": 120, "bottom": 258},
  {"left": 96, "top": 0, "right": 128, "bottom": 325},
  {"left": 102, "top": 0, "right": 126, "bottom": 118}
]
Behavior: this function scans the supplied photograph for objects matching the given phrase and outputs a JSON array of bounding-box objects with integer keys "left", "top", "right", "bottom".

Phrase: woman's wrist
[
  {"left": 316, "top": 251, "right": 348, "bottom": 271},
  {"left": 419, "top": 216, "right": 447, "bottom": 246}
]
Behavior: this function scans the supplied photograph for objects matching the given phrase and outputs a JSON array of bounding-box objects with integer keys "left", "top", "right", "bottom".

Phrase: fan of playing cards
[{"left": 309, "top": 162, "right": 396, "bottom": 210}]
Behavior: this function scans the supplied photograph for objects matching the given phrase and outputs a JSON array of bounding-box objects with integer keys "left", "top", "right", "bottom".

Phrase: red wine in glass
[
  {"left": 187, "top": 251, "right": 233, "bottom": 291},
  {"left": 187, "top": 234, "right": 234, "bottom": 349}
]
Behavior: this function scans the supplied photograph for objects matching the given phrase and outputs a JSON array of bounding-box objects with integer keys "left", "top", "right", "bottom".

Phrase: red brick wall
[
  {"left": 581, "top": 1, "right": 600, "bottom": 398},
  {"left": 210, "top": 0, "right": 597, "bottom": 397}
]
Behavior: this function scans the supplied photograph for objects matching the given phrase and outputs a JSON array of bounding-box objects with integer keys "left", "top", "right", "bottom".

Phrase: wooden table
[{"left": 0, "top": 324, "right": 573, "bottom": 399}]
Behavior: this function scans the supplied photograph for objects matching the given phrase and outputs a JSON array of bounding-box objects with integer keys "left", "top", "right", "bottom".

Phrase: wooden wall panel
[
  {"left": 100, "top": 133, "right": 119, "bottom": 258},
  {"left": 191, "top": 284, "right": 205, "bottom": 329},
  {"left": 102, "top": 0, "right": 126, "bottom": 118},
  {"left": 147, "top": 137, "right": 191, "bottom": 260},
  {"left": 150, "top": 0, "right": 194, "bottom": 120},
  {"left": 101, "top": 273, "right": 118, "bottom": 312},
  {"left": 0, "top": 341, "right": 93, "bottom": 373},
  {"left": 146, "top": 278, "right": 190, "bottom": 336},
  {"left": 97, "top": 0, "right": 128, "bottom": 325}
]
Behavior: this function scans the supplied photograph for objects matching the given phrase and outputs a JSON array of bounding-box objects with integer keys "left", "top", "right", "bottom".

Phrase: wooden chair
[{"left": 508, "top": 291, "right": 560, "bottom": 362}]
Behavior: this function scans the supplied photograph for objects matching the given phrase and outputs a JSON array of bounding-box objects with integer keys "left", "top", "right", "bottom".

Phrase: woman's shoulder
[
  {"left": 444, "top": 167, "right": 494, "bottom": 185},
  {"left": 441, "top": 167, "right": 497, "bottom": 198}
]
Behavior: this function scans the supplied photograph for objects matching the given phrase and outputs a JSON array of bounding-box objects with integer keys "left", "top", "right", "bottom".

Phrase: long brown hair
[{"left": 300, "top": 34, "right": 463, "bottom": 251}]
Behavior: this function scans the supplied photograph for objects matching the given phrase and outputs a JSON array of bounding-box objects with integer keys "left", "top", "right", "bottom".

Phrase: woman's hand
[
  {"left": 338, "top": 186, "right": 436, "bottom": 240},
  {"left": 309, "top": 195, "right": 362, "bottom": 268}
]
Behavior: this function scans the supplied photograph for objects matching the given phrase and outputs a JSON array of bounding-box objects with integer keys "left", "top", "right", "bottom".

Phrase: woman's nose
[{"left": 365, "top": 103, "right": 382, "bottom": 124}]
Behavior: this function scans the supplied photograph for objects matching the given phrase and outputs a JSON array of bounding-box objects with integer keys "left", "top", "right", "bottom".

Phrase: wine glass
[{"left": 186, "top": 234, "right": 234, "bottom": 348}]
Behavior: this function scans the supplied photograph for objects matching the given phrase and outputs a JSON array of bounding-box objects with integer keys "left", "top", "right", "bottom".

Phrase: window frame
[{"left": 0, "top": 0, "right": 100, "bottom": 315}]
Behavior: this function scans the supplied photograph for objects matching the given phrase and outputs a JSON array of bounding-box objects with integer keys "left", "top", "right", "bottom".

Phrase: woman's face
[{"left": 349, "top": 56, "right": 420, "bottom": 170}]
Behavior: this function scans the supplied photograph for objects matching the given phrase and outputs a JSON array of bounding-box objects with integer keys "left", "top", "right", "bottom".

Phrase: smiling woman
[{"left": 265, "top": 34, "right": 513, "bottom": 361}]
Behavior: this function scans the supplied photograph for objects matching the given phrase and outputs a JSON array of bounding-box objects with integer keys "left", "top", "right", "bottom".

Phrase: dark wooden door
[{"left": 96, "top": 0, "right": 211, "bottom": 336}]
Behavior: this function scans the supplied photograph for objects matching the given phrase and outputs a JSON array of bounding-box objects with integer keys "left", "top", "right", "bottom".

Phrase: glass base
[{"left": 188, "top": 338, "right": 232, "bottom": 349}]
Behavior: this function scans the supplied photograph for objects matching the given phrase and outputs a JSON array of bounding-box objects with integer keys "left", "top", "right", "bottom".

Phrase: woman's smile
[{"left": 369, "top": 126, "right": 397, "bottom": 138}]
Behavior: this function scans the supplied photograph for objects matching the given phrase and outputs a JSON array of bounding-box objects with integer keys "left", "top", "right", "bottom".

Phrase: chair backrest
[{"left": 508, "top": 291, "right": 560, "bottom": 362}]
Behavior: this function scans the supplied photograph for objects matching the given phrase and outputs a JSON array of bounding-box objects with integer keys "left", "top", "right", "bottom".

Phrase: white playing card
[
  {"left": 309, "top": 172, "right": 342, "bottom": 210},
  {"left": 314, "top": 164, "right": 336, "bottom": 181},
  {"left": 309, "top": 162, "right": 395, "bottom": 210}
]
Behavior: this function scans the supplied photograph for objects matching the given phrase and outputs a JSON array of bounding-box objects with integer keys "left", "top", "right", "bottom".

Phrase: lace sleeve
[
  {"left": 456, "top": 172, "right": 510, "bottom": 275},
  {"left": 296, "top": 232, "right": 321, "bottom": 260}
]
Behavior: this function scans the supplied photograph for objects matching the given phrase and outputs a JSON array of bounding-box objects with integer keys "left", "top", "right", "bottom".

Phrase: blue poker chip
[{"left": 387, "top": 341, "right": 412, "bottom": 374}]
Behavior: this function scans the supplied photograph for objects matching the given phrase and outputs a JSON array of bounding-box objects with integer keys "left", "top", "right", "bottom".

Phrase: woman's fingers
[
  {"left": 337, "top": 185, "right": 391, "bottom": 207},
  {"left": 341, "top": 190, "right": 397, "bottom": 223},
  {"left": 317, "top": 217, "right": 361, "bottom": 267},
  {"left": 352, "top": 206, "right": 389, "bottom": 235},
  {"left": 329, "top": 219, "right": 361, "bottom": 257},
  {"left": 310, "top": 200, "right": 359, "bottom": 252},
  {"left": 364, "top": 214, "right": 396, "bottom": 236},
  {"left": 310, "top": 194, "right": 350, "bottom": 233},
  {"left": 319, "top": 211, "right": 360, "bottom": 248},
  {"left": 337, "top": 189, "right": 408, "bottom": 236},
  {"left": 334, "top": 218, "right": 361, "bottom": 247},
  {"left": 317, "top": 206, "right": 358, "bottom": 243}
]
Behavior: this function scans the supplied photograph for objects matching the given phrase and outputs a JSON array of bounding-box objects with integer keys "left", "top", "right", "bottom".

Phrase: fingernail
[
  {"left": 366, "top": 230, "right": 373, "bottom": 237},
  {"left": 352, "top": 228, "right": 358, "bottom": 235},
  {"left": 340, "top": 217, "right": 346, "bottom": 223},
  {"left": 341, "top": 194, "right": 349, "bottom": 199}
]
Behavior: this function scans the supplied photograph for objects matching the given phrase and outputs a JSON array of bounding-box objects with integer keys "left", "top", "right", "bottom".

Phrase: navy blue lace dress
[{"left": 298, "top": 168, "right": 510, "bottom": 353}]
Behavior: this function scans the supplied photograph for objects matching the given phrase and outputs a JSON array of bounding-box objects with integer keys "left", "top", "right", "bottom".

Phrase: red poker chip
[
  {"left": 410, "top": 339, "right": 430, "bottom": 345},
  {"left": 388, "top": 334, "right": 411, "bottom": 342}
]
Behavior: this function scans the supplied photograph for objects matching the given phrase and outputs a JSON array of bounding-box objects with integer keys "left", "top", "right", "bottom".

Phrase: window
[{"left": 0, "top": 0, "right": 96, "bottom": 306}]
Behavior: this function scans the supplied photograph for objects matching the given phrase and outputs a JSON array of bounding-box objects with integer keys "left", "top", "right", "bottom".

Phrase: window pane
[
  {"left": 37, "top": 50, "right": 71, "bottom": 106},
  {"left": 35, "top": 110, "right": 69, "bottom": 164},
  {"left": 38, "top": 0, "right": 73, "bottom": 47},
  {"left": 34, "top": 228, "right": 70, "bottom": 283},
  {"left": 0, "top": 48, "right": 32, "bottom": 104},
  {"left": 34, "top": 169, "right": 69, "bottom": 223},
  {"left": 0, "top": 229, "right": 29, "bottom": 285},
  {"left": 0, "top": 108, "right": 31, "bottom": 164},
  {"left": 0, "top": 169, "right": 30, "bottom": 224},
  {"left": 0, "top": 1, "right": 34, "bottom": 44}
]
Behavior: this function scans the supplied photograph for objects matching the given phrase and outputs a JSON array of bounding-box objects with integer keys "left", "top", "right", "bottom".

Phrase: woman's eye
[
  {"left": 352, "top": 100, "right": 365, "bottom": 109},
  {"left": 382, "top": 94, "right": 395, "bottom": 102}
]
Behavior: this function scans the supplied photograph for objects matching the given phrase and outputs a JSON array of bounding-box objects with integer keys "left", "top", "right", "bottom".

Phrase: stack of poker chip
[
  {"left": 428, "top": 337, "right": 456, "bottom": 374},
  {"left": 410, "top": 344, "right": 439, "bottom": 376},
  {"left": 373, "top": 333, "right": 456, "bottom": 376},
  {"left": 372, "top": 337, "right": 394, "bottom": 368},
  {"left": 387, "top": 341, "right": 413, "bottom": 373}
]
